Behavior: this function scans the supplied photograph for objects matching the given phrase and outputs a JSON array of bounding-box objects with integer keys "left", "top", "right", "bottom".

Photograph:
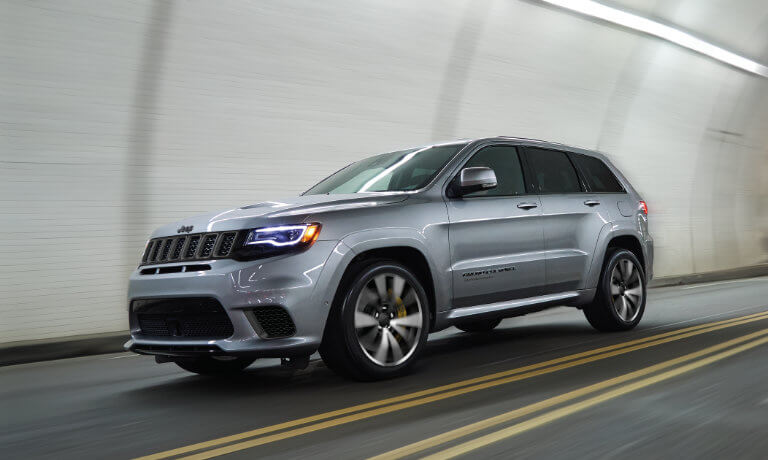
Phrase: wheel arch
[
  {"left": 606, "top": 235, "right": 645, "bottom": 270},
  {"left": 586, "top": 227, "right": 647, "bottom": 289},
  {"left": 330, "top": 235, "right": 443, "bottom": 331}
]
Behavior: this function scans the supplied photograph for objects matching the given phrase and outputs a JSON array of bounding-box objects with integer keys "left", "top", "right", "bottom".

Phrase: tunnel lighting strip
[{"left": 540, "top": 0, "right": 768, "bottom": 78}]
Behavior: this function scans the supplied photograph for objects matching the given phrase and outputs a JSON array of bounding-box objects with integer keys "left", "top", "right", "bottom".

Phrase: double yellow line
[
  {"left": 137, "top": 310, "right": 768, "bottom": 460},
  {"left": 377, "top": 327, "right": 768, "bottom": 459}
]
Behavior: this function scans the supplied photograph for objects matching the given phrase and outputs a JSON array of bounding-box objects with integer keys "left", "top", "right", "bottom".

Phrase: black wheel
[
  {"left": 455, "top": 318, "right": 502, "bottom": 333},
  {"left": 584, "top": 248, "right": 646, "bottom": 332},
  {"left": 174, "top": 357, "right": 254, "bottom": 376},
  {"left": 319, "top": 259, "right": 430, "bottom": 381}
]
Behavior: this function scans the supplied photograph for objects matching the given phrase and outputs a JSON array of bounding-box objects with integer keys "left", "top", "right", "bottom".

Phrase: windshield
[{"left": 304, "top": 143, "right": 466, "bottom": 195}]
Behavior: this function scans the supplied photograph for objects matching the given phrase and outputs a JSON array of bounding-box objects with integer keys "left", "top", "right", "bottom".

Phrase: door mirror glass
[{"left": 454, "top": 167, "right": 497, "bottom": 196}]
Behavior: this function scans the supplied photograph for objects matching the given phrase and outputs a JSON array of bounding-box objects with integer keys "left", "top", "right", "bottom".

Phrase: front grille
[
  {"left": 171, "top": 236, "right": 186, "bottom": 259},
  {"left": 200, "top": 234, "right": 217, "bottom": 258},
  {"left": 185, "top": 235, "right": 201, "bottom": 258},
  {"left": 132, "top": 298, "right": 234, "bottom": 339},
  {"left": 217, "top": 233, "right": 237, "bottom": 256},
  {"left": 159, "top": 239, "right": 173, "bottom": 261},
  {"left": 141, "top": 231, "right": 241, "bottom": 266},
  {"left": 250, "top": 306, "right": 296, "bottom": 338}
]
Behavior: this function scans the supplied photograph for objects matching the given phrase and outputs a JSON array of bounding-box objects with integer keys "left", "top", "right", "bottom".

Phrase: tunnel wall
[{"left": 2, "top": 0, "right": 768, "bottom": 343}]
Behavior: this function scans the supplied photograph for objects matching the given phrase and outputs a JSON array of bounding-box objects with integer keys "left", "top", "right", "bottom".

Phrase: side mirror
[{"left": 451, "top": 167, "right": 497, "bottom": 197}]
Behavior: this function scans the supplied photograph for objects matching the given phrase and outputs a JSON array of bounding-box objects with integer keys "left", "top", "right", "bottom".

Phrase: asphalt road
[{"left": 3, "top": 277, "right": 768, "bottom": 459}]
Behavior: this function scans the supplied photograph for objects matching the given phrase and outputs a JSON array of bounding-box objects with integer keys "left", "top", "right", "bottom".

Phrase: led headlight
[
  {"left": 234, "top": 223, "right": 321, "bottom": 260},
  {"left": 245, "top": 224, "right": 321, "bottom": 246}
]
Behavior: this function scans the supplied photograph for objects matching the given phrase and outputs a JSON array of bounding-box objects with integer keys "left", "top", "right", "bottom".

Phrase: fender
[
  {"left": 586, "top": 223, "right": 646, "bottom": 289},
  {"left": 340, "top": 227, "right": 451, "bottom": 312},
  {"left": 312, "top": 227, "right": 452, "bottom": 332}
]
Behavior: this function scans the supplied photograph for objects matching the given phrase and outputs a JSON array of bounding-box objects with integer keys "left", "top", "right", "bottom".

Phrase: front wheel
[
  {"left": 583, "top": 249, "right": 646, "bottom": 332},
  {"left": 174, "top": 357, "right": 254, "bottom": 376},
  {"left": 320, "top": 260, "right": 430, "bottom": 380}
]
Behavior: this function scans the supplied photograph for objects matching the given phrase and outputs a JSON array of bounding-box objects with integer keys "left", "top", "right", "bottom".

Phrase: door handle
[
  {"left": 584, "top": 200, "right": 601, "bottom": 207},
  {"left": 517, "top": 202, "right": 538, "bottom": 210}
]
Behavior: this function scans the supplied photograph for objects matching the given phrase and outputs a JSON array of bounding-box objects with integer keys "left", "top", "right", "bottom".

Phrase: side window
[
  {"left": 462, "top": 145, "right": 526, "bottom": 197},
  {"left": 572, "top": 155, "right": 624, "bottom": 193},
  {"left": 525, "top": 148, "right": 582, "bottom": 194}
]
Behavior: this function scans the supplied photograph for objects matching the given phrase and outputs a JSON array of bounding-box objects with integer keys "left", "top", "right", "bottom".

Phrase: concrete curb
[
  {"left": 2, "top": 264, "right": 767, "bottom": 367},
  {"left": 0, "top": 332, "right": 128, "bottom": 367},
  {"left": 648, "top": 263, "right": 768, "bottom": 288}
]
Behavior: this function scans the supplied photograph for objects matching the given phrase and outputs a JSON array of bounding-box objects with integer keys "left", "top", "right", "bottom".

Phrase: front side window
[
  {"left": 304, "top": 143, "right": 466, "bottom": 194},
  {"left": 572, "top": 154, "right": 624, "bottom": 193},
  {"left": 462, "top": 145, "right": 526, "bottom": 197},
  {"left": 526, "top": 148, "right": 582, "bottom": 194}
]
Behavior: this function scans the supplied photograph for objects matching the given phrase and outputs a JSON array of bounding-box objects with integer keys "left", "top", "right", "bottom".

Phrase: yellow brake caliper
[{"left": 395, "top": 295, "right": 407, "bottom": 318}]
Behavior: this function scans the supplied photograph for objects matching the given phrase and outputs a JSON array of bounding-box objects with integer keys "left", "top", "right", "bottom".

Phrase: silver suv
[{"left": 126, "top": 137, "right": 653, "bottom": 380}]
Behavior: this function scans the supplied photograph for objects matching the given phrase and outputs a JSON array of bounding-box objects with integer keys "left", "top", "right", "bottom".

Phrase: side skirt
[{"left": 431, "top": 289, "right": 596, "bottom": 331}]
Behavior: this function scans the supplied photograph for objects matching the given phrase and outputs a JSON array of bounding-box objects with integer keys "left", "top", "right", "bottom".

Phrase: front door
[{"left": 446, "top": 144, "right": 547, "bottom": 308}]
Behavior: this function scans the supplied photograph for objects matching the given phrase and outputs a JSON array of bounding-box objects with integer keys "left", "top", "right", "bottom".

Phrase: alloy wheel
[
  {"left": 610, "top": 258, "right": 643, "bottom": 322},
  {"left": 353, "top": 272, "right": 423, "bottom": 367}
]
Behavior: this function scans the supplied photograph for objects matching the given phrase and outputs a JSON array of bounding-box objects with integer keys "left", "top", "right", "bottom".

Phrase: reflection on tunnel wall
[{"left": 2, "top": 0, "right": 768, "bottom": 342}]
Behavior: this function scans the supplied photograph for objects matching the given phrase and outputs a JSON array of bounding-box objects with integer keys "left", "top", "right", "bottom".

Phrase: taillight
[{"left": 639, "top": 201, "right": 648, "bottom": 215}]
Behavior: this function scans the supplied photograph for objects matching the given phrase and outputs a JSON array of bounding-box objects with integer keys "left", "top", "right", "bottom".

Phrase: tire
[
  {"left": 174, "top": 357, "right": 254, "bottom": 376},
  {"left": 583, "top": 248, "right": 646, "bottom": 332},
  {"left": 455, "top": 318, "right": 502, "bottom": 333},
  {"left": 319, "top": 259, "right": 430, "bottom": 381}
]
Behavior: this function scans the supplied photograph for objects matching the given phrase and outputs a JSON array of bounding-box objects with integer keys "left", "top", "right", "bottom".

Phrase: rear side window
[
  {"left": 573, "top": 155, "right": 624, "bottom": 193},
  {"left": 525, "top": 148, "right": 582, "bottom": 194},
  {"left": 462, "top": 145, "right": 526, "bottom": 197}
]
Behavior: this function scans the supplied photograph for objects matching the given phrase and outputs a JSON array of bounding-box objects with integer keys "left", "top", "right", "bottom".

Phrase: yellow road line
[
  {"left": 424, "top": 332, "right": 768, "bottom": 459},
  {"left": 371, "top": 327, "right": 768, "bottom": 459},
  {"left": 136, "top": 310, "right": 768, "bottom": 460}
]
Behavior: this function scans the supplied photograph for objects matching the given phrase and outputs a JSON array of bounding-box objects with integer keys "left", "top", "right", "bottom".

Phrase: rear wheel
[
  {"left": 584, "top": 248, "right": 646, "bottom": 332},
  {"left": 455, "top": 318, "right": 502, "bottom": 333},
  {"left": 320, "top": 260, "right": 430, "bottom": 380},
  {"left": 174, "top": 356, "right": 254, "bottom": 376}
]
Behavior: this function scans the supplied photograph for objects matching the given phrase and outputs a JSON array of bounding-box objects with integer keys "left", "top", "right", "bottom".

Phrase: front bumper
[{"left": 125, "top": 240, "right": 346, "bottom": 358}]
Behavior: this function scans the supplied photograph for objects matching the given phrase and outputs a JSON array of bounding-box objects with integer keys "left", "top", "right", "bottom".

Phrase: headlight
[{"left": 233, "top": 223, "right": 321, "bottom": 260}]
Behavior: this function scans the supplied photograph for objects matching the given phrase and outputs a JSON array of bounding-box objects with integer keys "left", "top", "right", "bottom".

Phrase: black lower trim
[
  {"left": 131, "top": 344, "right": 225, "bottom": 357},
  {"left": 131, "top": 297, "right": 234, "bottom": 340}
]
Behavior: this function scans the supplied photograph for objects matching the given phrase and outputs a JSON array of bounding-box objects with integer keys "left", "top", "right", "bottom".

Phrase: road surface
[{"left": 2, "top": 277, "right": 768, "bottom": 459}]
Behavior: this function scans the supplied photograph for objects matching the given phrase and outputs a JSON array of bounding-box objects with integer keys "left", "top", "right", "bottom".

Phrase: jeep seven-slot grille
[{"left": 141, "top": 231, "right": 240, "bottom": 266}]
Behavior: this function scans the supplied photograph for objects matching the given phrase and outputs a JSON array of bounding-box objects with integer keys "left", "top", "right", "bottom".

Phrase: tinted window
[
  {"left": 462, "top": 145, "right": 526, "bottom": 197},
  {"left": 573, "top": 154, "right": 624, "bottom": 193},
  {"left": 305, "top": 143, "right": 465, "bottom": 194},
  {"left": 526, "top": 148, "right": 582, "bottom": 194}
]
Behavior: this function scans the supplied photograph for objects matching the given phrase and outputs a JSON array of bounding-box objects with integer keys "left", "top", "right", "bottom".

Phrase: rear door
[
  {"left": 446, "top": 144, "right": 546, "bottom": 308},
  {"left": 522, "top": 147, "right": 609, "bottom": 292},
  {"left": 570, "top": 153, "right": 627, "bottom": 216}
]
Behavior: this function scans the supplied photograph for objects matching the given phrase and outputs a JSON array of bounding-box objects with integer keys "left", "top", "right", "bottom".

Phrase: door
[
  {"left": 446, "top": 144, "right": 546, "bottom": 308},
  {"left": 522, "top": 147, "right": 609, "bottom": 292}
]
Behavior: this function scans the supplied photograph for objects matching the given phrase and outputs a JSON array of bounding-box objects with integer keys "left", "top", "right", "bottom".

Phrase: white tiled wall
[{"left": 2, "top": 0, "right": 767, "bottom": 343}]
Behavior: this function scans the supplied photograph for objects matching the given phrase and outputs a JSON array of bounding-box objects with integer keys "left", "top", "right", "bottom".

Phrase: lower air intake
[
  {"left": 250, "top": 306, "right": 296, "bottom": 338},
  {"left": 132, "top": 298, "right": 234, "bottom": 339}
]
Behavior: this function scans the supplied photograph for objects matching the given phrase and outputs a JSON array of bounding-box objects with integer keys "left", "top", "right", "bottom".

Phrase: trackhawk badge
[{"left": 177, "top": 225, "right": 193, "bottom": 234}]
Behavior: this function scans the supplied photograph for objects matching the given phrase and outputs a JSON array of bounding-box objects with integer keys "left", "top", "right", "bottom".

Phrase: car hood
[{"left": 150, "top": 193, "right": 409, "bottom": 238}]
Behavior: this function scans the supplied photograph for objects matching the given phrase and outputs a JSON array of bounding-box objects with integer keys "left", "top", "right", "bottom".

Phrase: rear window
[
  {"left": 525, "top": 148, "right": 582, "bottom": 194},
  {"left": 573, "top": 155, "right": 624, "bottom": 193}
]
